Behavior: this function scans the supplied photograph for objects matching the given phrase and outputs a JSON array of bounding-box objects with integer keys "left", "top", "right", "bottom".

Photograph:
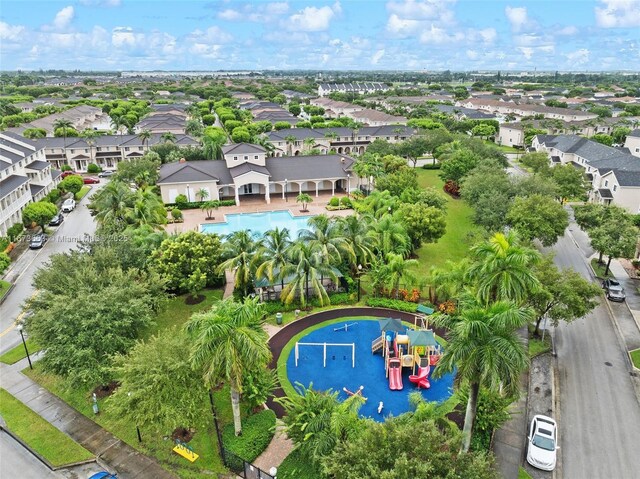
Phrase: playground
[{"left": 283, "top": 317, "right": 455, "bottom": 420}]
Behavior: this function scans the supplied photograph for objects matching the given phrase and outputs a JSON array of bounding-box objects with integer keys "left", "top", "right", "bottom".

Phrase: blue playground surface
[{"left": 285, "top": 318, "right": 455, "bottom": 421}]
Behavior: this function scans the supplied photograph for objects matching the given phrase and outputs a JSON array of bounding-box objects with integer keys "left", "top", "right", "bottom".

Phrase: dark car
[
  {"left": 83, "top": 177, "right": 100, "bottom": 184},
  {"left": 98, "top": 170, "right": 115, "bottom": 178},
  {"left": 61, "top": 171, "right": 79, "bottom": 178},
  {"left": 49, "top": 212, "right": 64, "bottom": 226},
  {"left": 603, "top": 278, "right": 625, "bottom": 302},
  {"left": 29, "top": 234, "right": 47, "bottom": 249}
]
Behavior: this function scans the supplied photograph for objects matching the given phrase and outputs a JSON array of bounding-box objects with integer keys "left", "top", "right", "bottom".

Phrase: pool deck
[{"left": 166, "top": 192, "right": 353, "bottom": 234}]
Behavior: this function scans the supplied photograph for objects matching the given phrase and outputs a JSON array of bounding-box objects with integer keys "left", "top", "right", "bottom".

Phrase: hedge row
[
  {"left": 222, "top": 409, "right": 276, "bottom": 470},
  {"left": 365, "top": 297, "right": 422, "bottom": 312},
  {"left": 422, "top": 163, "right": 441, "bottom": 170},
  {"left": 165, "top": 199, "right": 236, "bottom": 210},
  {"left": 261, "top": 292, "right": 354, "bottom": 315}
]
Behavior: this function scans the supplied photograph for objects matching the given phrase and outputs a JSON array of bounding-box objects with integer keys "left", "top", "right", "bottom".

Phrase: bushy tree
[
  {"left": 231, "top": 127, "right": 252, "bottom": 143},
  {"left": 439, "top": 148, "right": 480, "bottom": 183},
  {"left": 375, "top": 168, "right": 418, "bottom": 197},
  {"left": 507, "top": 194, "right": 569, "bottom": 246},
  {"left": 519, "top": 152, "right": 550, "bottom": 174},
  {"left": 396, "top": 203, "right": 446, "bottom": 249},
  {"left": 551, "top": 165, "right": 589, "bottom": 202},
  {"left": 22, "top": 201, "right": 57, "bottom": 230},
  {"left": 58, "top": 175, "right": 84, "bottom": 195}
]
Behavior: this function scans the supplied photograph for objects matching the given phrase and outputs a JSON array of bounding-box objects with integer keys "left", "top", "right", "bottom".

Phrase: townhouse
[
  {"left": 459, "top": 98, "right": 598, "bottom": 122},
  {"left": 135, "top": 104, "right": 189, "bottom": 134},
  {"left": 625, "top": 130, "right": 640, "bottom": 158},
  {"left": 239, "top": 100, "right": 300, "bottom": 126},
  {"left": 318, "top": 82, "right": 389, "bottom": 97},
  {"left": 157, "top": 143, "right": 359, "bottom": 205},
  {"left": 0, "top": 132, "right": 61, "bottom": 237},
  {"left": 308, "top": 98, "right": 406, "bottom": 126},
  {"left": 18, "top": 105, "right": 110, "bottom": 136},
  {"left": 533, "top": 134, "right": 640, "bottom": 213}
]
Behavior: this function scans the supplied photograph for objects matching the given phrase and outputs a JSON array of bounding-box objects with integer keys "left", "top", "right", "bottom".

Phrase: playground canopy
[
  {"left": 377, "top": 318, "right": 405, "bottom": 333},
  {"left": 407, "top": 329, "right": 438, "bottom": 347}
]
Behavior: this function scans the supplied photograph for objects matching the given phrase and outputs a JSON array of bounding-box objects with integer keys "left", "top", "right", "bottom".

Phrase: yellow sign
[{"left": 173, "top": 443, "right": 199, "bottom": 462}]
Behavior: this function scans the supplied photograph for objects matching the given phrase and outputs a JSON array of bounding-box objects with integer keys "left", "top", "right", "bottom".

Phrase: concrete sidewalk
[{"left": 0, "top": 359, "right": 177, "bottom": 479}]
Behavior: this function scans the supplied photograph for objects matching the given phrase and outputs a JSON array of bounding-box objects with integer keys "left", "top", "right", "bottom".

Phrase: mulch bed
[
  {"left": 185, "top": 294, "right": 206, "bottom": 305},
  {"left": 171, "top": 427, "right": 194, "bottom": 443},
  {"left": 92, "top": 381, "right": 120, "bottom": 399}
]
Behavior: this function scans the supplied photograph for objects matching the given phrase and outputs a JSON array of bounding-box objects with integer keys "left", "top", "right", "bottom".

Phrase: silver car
[{"left": 603, "top": 278, "right": 625, "bottom": 302}]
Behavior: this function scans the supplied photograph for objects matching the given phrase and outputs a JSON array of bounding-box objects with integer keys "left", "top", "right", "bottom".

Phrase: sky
[{"left": 1, "top": 0, "right": 639, "bottom": 71}]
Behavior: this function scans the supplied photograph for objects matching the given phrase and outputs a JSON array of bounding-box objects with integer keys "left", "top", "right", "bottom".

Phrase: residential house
[
  {"left": 135, "top": 104, "right": 189, "bottom": 134},
  {"left": 625, "top": 130, "right": 640, "bottom": 158},
  {"left": 318, "top": 82, "right": 389, "bottom": 97},
  {"left": 157, "top": 143, "right": 358, "bottom": 205},
  {"left": 240, "top": 100, "right": 300, "bottom": 126},
  {"left": 16, "top": 105, "right": 109, "bottom": 136},
  {"left": 0, "top": 132, "right": 61, "bottom": 237},
  {"left": 533, "top": 134, "right": 640, "bottom": 213},
  {"left": 459, "top": 99, "right": 599, "bottom": 122}
]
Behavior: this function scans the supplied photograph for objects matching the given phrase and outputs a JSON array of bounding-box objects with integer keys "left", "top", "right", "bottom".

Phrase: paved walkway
[
  {"left": 252, "top": 421, "right": 293, "bottom": 474},
  {"left": 223, "top": 269, "right": 235, "bottom": 300},
  {"left": 0, "top": 358, "right": 177, "bottom": 479}
]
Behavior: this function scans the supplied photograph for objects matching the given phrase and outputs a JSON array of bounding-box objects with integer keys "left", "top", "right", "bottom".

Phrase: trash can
[{"left": 276, "top": 313, "right": 283, "bottom": 325}]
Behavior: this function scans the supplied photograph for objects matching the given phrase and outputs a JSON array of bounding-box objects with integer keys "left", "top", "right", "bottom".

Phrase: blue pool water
[
  {"left": 200, "top": 210, "right": 312, "bottom": 237},
  {"left": 286, "top": 319, "right": 455, "bottom": 421}
]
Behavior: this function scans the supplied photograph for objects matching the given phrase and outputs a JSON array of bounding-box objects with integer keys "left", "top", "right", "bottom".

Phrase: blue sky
[{"left": 1, "top": 0, "right": 639, "bottom": 71}]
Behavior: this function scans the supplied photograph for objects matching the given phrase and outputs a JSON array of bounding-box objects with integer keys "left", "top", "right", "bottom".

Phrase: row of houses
[
  {"left": 239, "top": 100, "right": 300, "bottom": 126},
  {"left": 317, "top": 82, "right": 389, "bottom": 97},
  {"left": 0, "top": 132, "right": 62, "bottom": 237},
  {"left": 458, "top": 98, "right": 599, "bottom": 122},
  {"left": 14, "top": 105, "right": 111, "bottom": 136},
  {"left": 533, "top": 133, "right": 640, "bottom": 213},
  {"left": 309, "top": 97, "right": 407, "bottom": 126},
  {"left": 135, "top": 104, "right": 189, "bottom": 135},
  {"left": 157, "top": 143, "right": 358, "bottom": 206}
]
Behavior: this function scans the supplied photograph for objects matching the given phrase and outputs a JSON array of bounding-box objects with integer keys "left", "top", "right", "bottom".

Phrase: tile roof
[{"left": 0, "top": 175, "right": 29, "bottom": 198}]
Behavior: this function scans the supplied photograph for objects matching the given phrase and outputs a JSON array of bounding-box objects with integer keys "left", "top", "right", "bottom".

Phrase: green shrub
[
  {"left": 278, "top": 449, "right": 321, "bottom": 479},
  {"left": 7, "top": 223, "right": 24, "bottom": 241},
  {"left": 45, "top": 188, "right": 61, "bottom": 204},
  {"left": 365, "top": 297, "right": 419, "bottom": 312},
  {"left": 60, "top": 164, "right": 72, "bottom": 172},
  {"left": 339, "top": 196, "right": 352, "bottom": 207},
  {"left": 422, "top": 163, "right": 441, "bottom": 170},
  {"left": 174, "top": 194, "right": 188, "bottom": 209},
  {"left": 171, "top": 208, "right": 183, "bottom": 220},
  {"left": 329, "top": 196, "right": 340, "bottom": 207},
  {"left": 165, "top": 199, "right": 235, "bottom": 210},
  {"left": 222, "top": 409, "right": 276, "bottom": 469},
  {"left": 87, "top": 163, "right": 101, "bottom": 173},
  {"left": 262, "top": 292, "right": 354, "bottom": 316},
  {"left": 0, "top": 237, "right": 10, "bottom": 252},
  {"left": 0, "top": 252, "right": 10, "bottom": 273}
]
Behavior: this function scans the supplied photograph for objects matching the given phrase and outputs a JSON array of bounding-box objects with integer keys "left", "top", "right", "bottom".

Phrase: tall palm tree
[
  {"left": 281, "top": 240, "right": 337, "bottom": 306},
  {"left": 337, "top": 214, "right": 375, "bottom": 270},
  {"left": 299, "top": 215, "right": 351, "bottom": 266},
  {"left": 217, "top": 230, "right": 262, "bottom": 298},
  {"left": 110, "top": 116, "right": 125, "bottom": 136},
  {"left": 195, "top": 188, "right": 209, "bottom": 202},
  {"left": 187, "top": 297, "right": 271, "bottom": 436},
  {"left": 362, "top": 190, "right": 398, "bottom": 218},
  {"left": 161, "top": 132, "right": 177, "bottom": 144},
  {"left": 127, "top": 187, "right": 167, "bottom": 230},
  {"left": 284, "top": 135, "right": 297, "bottom": 156},
  {"left": 203, "top": 135, "right": 224, "bottom": 160},
  {"left": 368, "top": 215, "right": 410, "bottom": 257},
  {"left": 90, "top": 181, "right": 134, "bottom": 232},
  {"left": 428, "top": 259, "right": 470, "bottom": 304},
  {"left": 53, "top": 118, "right": 73, "bottom": 147},
  {"left": 466, "top": 231, "right": 541, "bottom": 306},
  {"left": 81, "top": 129, "right": 98, "bottom": 166},
  {"left": 303, "top": 137, "right": 317, "bottom": 154},
  {"left": 138, "top": 129, "right": 152, "bottom": 150},
  {"left": 256, "top": 227, "right": 292, "bottom": 292},
  {"left": 432, "top": 301, "right": 532, "bottom": 452},
  {"left": 383, "top": 253, "right": 418, "bottom": 299}
]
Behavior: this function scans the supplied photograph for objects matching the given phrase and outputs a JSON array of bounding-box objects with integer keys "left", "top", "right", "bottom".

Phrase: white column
[
  {"left": 282, "top": 183, "right": 286, "bottom": 199},
  {"left": 331, "top": 180, "right": 335, "bottom": 196},
  {"left": 265, "top": 183, "right": 271, "bottom": 204},
  {"left": 234, "top": 187, "right": 240, "bottom": 205},
  {"left": 315, "top": 181, "right": 319, "bottom": 197}
]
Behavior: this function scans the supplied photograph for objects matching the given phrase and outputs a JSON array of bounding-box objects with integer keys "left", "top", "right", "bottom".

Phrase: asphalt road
[
  {"left": 0, "top": 183, "right": 103, "bottom": 355},
  {"left": 546, "top": 225, "right": 640, "bottom": 478},
  {"left": 0, "top": 430, "right": 58, "bottom": 479}
]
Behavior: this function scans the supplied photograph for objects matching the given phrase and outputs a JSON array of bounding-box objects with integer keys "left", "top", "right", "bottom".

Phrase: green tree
[
  {"left": 109, "top": 329, "right": 207, "bottom": 433},
  {"left": 471, "top": 123, "right": 496, "bottom": 139},
  {"left": 161, "top": 132, "right": 176, "bottom": 143},
  {"left": 288, "top": 104, "right": 301, "bottom": 116},
  {"left": 231, "top": 127, "right": 252, "bottom": 143},
  {"left": 368, "top": 214, "right": 411, "bottom": 257},
  {"left": 23, "top": 127, "right": 47, "bottom": 139},
  {"left": 519, "top": 152, "right": 550, "bottom": 175},
  {"left": 299, "top": 215, "right": 352, "bottom": 266},
  {"left": 612, "top": 126, "right": 631, "bottom": 144},
  {"left": 439, "top": 148, "right": 480, "bottom": 183},
  {"left": 375, "top": 168, "right": 418, "bottom": 197},
  {"left": 58, "top": 175, "right": 83, "bottom": 196},
  {"left": 114, "top": 153, "right": 161, "bottom": 187},
  {"left": 256, "top": 227, "right": 292, "bottom": 291},
  {"left": 138, "top": 129, "right": 152, "bottom": 149},
  {"left": 590, "top": 217, "right": 638, "bottom": 275},
  {"left": 433, "top": 301, "right": 532, "bottom": 452},
  {"left": 200, "top": 200, "right": 220, "bottom": 219},
  {"left": 281, "top": 240, "right": 337, "bottom": 306},
  {"left": 466, "top": 231, "right": 541, "bottom": 306},
  {"left": 507, "top": 194, "right": 569, "bottom": 246},
  {"left": 383, "top": 252, "right": 418, "bottom": 298},
  {"left": 26, "top": 248, "right": 165, "bottom": 386},
  {"left": 337, "top": 214, "right": 375, "bottom": 269},
  {"left": 152, "top": 230, "right": 223, "bottom": 293},
  {"left": 591, "top": 133, "right": 613, "bottom": 146},
  {"left": 22, "top": 201, "right": 57, "bottom": 231},
  {"left": 528, "top": 255, "right": 602, "bottom": 335},
  {"left": 296, "top": 192, "right": 313, "bottom": 211},
  {"left": 89, "top": 181, "right": 134, "bottom": 233},
  {"left": 218, "top": 230, "right": 262, "bottom": 298},
  {"left": 53, "top": 118, "right": 73, "bottom": 146},
  {"left": 396, "top": 203, "right": 446, "bottom": 250},
  {"left": 551, "top": 165, "right": 589, "bottom": 202},
  {"left": 187, "top": 297, "right": 271, "bottom": 436},
  {"left": 128, "top": 188, "right": 167, "bottom": 230}
]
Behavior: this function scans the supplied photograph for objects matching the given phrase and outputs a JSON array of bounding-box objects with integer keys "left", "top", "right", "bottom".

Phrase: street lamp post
[
  {"left": 347, "top": 173, "right": 351, "bottom": 195},
  {"left": 16, "top": 324, "right": 32, "bottom": 370},
  {"left": 127, "top": 392, "right": 142, "bottom": 442},
  {"left": 209, "top": 390, "right": 224, "bottom": 459},
  {"left": 357, "top": 264, "right": 363, "bottom": 302},
  {"left": 186, "top": 184, "right": 191, "bottom": 202},
  {"left": 284, "top": 179, "right": 288, "bottom": 202}
]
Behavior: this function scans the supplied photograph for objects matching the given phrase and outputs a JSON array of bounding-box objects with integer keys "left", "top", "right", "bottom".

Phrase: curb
[{"left": 552, "top": 353, "right": 561, "bottom": 479}]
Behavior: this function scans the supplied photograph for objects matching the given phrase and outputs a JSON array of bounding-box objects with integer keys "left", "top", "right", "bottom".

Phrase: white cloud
[
  {"left": 466, "top": 49, "right": 478, "bottom": 59},
  {"left": 386, "top": 0, "right": 456, "bottom": 23},
  {"left": 557, "top": 25, "right": 578, "bottom": 35},
  {"left": 420, "top": 24, "right": 465, "bottom": 44},
  {"left": 287, "top": 2, "right": 341, "bottom": 32},
  {"left": 518, "top": 46, "right": 534, "bottom": 59},
  {"left": 79, "top": 0, "right": 121, "bottom": 6},
  {"left": 595, "top": 0, "right": 640, "bottom": 27},
  {"left": 505, "top": 6, "right": 528, "bottom": 31},
  {"left": 53, "top": 6, "right": 75, "bottom": 30},
  {"left": 0, "top": 21, "right": 25, "bottom": 41},
  {"left": 371, "top": 49, "right": 385, "bottom": 64},
  {"left": 477, "top": 28, "right": 497, "bottom": 44},
  {"left": 111, "top": 26, "right": 138, "bottom": 47},
  {"left": 218, "top": 2, "right": 290, "bottom": 23},
  {"left": 386, "top": 13, "right": 421, "bottom": 35},
  {"left": 565, "top": 48, "right": 590, "bottom": 65},
  {"left": 218, "top": 9, "right": 242, "bottom": 21},
  {"left": 188, "top": 26, "right": 233, "bottom": 44}
]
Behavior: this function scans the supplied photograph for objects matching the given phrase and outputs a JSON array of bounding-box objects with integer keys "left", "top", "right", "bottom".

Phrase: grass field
[
  {"left": 0, "top": 388, "right": 94, "bottom": 467},
  {"left": 0, "top": 338, "right": 41, "bottom": 365},
  {"left": 413, "top": 169, "right": 480, "bottom": 279},
  {"left": 630, "top": 349, "right": 640, "bottom": 370},
  {"left": 0, "top": 280, "right": 11, "bottom": 301},
  {"left": 590, "top": 258, "right": 614, "bottom": 279},
  {"left": 75, "top": 186, "right": 91, "bottom": 201}
]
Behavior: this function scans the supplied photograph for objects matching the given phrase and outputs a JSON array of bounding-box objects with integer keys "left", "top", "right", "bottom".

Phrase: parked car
[
  {"left": 61, "top": 198, "right": 76, "bottom": 212},
  {"left": 526, "top": 415, "right": 558, "bottom": 471},
  {"left": 29, "top": 234, "right": 47, "bottom": 249},
  {"left": 83, "top": 176, "right": 100, "bottom": 184},
  {"left": 98, "top": 170, "right": 115, "bottom": 178},
  {"left": 49, "top": 212, "right": 64, "bottom": 226},
  {"left": 603, "top": 278, "right": 625, "bottom": 302},
  {"left": 61, "top": 170, "right": 79, "bottom": 178}
]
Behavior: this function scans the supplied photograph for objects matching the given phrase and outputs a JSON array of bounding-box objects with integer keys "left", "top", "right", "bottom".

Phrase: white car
[
  {"left": 527, "top": 415, "right": 558, "bottom": 471},
  {"left": 61, "top": 198, "right": 76, "bottom": 213}
]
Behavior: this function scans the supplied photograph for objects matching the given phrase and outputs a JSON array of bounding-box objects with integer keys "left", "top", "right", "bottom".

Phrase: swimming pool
[
  {"left": 200, "top": 210, "right": 313, "bottom": 237},
  {"left": 285, "top": 318, "right": 455, "bottom": 421}
]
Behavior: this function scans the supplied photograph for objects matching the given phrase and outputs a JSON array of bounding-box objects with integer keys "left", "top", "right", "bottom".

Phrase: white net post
[
  {"left": 352, "top": 343, "right": 355, "bottom": 368},
  {"left": 323, "top": 342, "right": 327, "bottom": 368}
]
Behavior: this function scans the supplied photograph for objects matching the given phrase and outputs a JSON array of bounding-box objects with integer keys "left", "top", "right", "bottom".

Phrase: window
[
  {"left": 125, "top": 147, "right": 130, "bottom": 151},
  {"left": 97, "top": 147, "right": 102, "bottom": 152},
  {"left": 85, "top": 149, "right": 88, "bottom": 153},
  {"left": 233, "top": 156, "right": 238, "bottom": 161},
  {"left": 613, "top": 185, "right": 617, "bottom": 192},
  {"left": 244, "top": 155, "right": 249, "bottom": 160},
  {"left": 254, "top": 155, "right": 259, "bottom": 159},
  {"left": 604, "top": 180, "right": 609, "bottom": 187}
]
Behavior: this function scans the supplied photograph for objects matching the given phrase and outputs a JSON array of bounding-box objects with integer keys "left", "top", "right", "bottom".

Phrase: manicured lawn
[
  {"left": 0, "top": 388, "right": 94, "bottom": 467},
  {"left": 413, "top": 169, "right": 481, "bottom": 277},
  {"left": 0, "top": 280, "right": 11, "bottom": 301},
  {"left": 590, "top": 258, "right": 614, "bottom": 279},
  {"left": 518, "top": 466, "right": 533, "bottom": 479},
  {"left": 75, "top": 186, "right": 91, "bottom": 201},
  {"left": 278, "top": 449, "right": 322, "bottom": 479},
  {"left": 630, "top": 349, "right": 640, "bottom": 370},
  {"left": 484, "top": 140, "right": 521, "bottom": 153},
  {"left": 0, "top": 338, "right": 41, "bottom": 365},
  {"left": 529, "top": 335, "right": 552, "bottom": 358}
]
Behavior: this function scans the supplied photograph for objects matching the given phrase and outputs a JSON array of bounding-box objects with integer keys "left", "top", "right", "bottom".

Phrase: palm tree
[
  {"left": 383, "top": 253, "right": 418, "bottom": 299},
  {"left": 296, "top": 192, "right": 313, "bottom": 212},
  {"left": 428, "top": 259, "right": 470, "bottom": 304},
  {"left": 90, "top": 181, "right": 133, "bottom": 232},
  {"left": 81, "top": 129, "right": 98, "bottom": 166},
  {"left": 256, "top": 227, "right": 292, "bottom": 292},
  {"left": 362, "top": 190, "right": 398, "bottom": 218},
  {"left": 368, "top": 215, "right": 410, "bottom": 257},
  {"left": 303, "top": 137, "right": 317, "bottom": 154},
  {"left": 337, "top": 214, "right": 375, "bottom": 270},
  {"left": 161, "top": 132, "right": 177, "bottom": 144},
  {"left": 281, "top": 240, "right": 337, "bottom": 306},
  {"left": 466, "top": 231, "right": 541, "bottom": 306},
  {"left": 196, "top": 188, "right": 209, "bottom": 202},
  {"left": 432, "top": 301, "right": 532, "bottom": 452},
  {"left": 138, "top": 129, "right": 152, "bottom": 150},
  {"left": 53, "top": 118, "right": 73, "bottom": 147},
  {"left": 203, "top": 135, "right": 224, "bottom": 160},
  {"left": 299, "top": 215, "right": 351, "bottom": 266},
  {"left": 127, "top": 187, "right": 167, "bottom": 230},
  {"left": 110, "top": 116, "right": 125, "bottom": 135},
  {"left": 187, "top": 297, "right": 271, "bottom": 436},
  {"left": 284, "top": 135, "right": 297, "bottom": 156},
  {"left": 253, "top": 136, "right": 276, "bottom": 157},
  {"left": 217, "top": 230, "right": 262, "bottom": 298}
]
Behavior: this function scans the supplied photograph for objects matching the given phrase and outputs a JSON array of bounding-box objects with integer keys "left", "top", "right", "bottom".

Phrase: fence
[{"left": 222, "top": 448, "right": 275, "bottom": 479}]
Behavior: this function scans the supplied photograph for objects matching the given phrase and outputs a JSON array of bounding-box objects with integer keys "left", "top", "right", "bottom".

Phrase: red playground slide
[
  {"left": 388, "top": 359, "right": 403, "bottom": 390},
  {"left": 409, "top": 366, "right": 431, "bottom": 389}
]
